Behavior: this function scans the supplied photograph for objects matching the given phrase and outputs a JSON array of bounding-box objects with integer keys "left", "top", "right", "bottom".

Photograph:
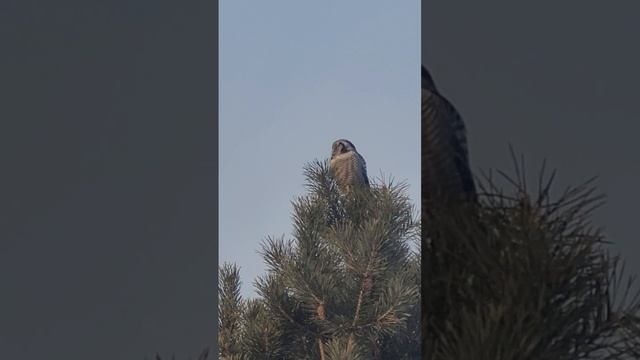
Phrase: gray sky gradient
[
  {"left": 0, "top": 1, "right": 217, "bottom": 358},
  {"left": 220, "top": 0, "right": 421, "bottom": 297}
]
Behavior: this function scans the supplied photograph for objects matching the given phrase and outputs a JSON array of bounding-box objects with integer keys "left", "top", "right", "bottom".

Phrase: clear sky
[{"left": 219, "top": 0, "right": 420, "bottom": 297}]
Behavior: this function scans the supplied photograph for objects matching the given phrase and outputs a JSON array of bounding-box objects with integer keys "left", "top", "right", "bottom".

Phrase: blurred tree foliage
[{"left": 422, "top": 151, "right": 640, "bottom": 359}]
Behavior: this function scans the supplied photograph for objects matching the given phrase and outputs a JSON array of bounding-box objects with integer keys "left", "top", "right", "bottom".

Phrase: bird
[
  {"left": 422, "top": 65, "right": 476, "bottom": 211},
  {"left": 329, "top": 139, "right": 370, "bottom": 194},
  {"left": 422, "top": 65, "right": 478, "bottom": 360}
]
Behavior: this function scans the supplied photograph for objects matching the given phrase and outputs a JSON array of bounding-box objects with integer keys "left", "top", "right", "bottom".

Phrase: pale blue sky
[{"left": 220, "top": 0, "right": 420, "bottom": 297}]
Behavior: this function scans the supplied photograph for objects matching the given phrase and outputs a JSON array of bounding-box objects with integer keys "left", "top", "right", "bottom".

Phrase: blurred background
[{"left": 424, "top": 1, "right": 640, "bottom": 280}]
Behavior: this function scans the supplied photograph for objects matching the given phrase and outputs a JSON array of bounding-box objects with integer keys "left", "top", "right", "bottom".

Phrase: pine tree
[
  {"left": 218, "top": 263, "right": 244, "bottom": 359},
  {"left": 166, "top": 152, "right": 640, "bottom": 360},
  {"left": 422, "top": 151, "right": 640, "bottom": 359},
  {"left": 218, "top": 159, "right": 421, "bottom": 359}
]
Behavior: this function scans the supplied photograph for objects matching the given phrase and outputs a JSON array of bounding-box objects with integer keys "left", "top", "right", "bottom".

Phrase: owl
[
  {"left": 422, "top": 65, "right": 478, "bottom": 357},
  {"left": 422, "top": 65, "right": 477, "bottom": 210},
  {"left": 329, "top": 139, "right": 370, "bottom": 193}
]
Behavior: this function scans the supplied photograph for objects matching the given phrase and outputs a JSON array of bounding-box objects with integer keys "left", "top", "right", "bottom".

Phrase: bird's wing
[
  {"left": 421, "top": 66, "right": 476, "bottom": 205},
  {"left": 357, "top": 152, "right": 370, "bottom": 186}
]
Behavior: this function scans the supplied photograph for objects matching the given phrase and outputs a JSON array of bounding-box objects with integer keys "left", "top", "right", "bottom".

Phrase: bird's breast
[{"left": 330, "top": 153, "right": 362, "bottom": 186}]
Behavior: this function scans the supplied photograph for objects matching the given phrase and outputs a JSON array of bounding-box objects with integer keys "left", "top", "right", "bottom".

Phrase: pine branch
[{"left": 424, "top": 151, "right": 640, "bottom": 359}]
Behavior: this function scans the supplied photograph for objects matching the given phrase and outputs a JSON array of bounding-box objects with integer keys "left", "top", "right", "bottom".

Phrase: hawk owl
[
  {"left": 422, "top": 65, "right": 476, "bottom": 209},
  {"left": 329, "top": 139, "right": 370, "bottom": 194}
]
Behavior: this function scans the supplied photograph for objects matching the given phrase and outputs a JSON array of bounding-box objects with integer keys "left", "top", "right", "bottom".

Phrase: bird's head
[{"left": 331, "top": 139, "right": 356, "bottom": 159}]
